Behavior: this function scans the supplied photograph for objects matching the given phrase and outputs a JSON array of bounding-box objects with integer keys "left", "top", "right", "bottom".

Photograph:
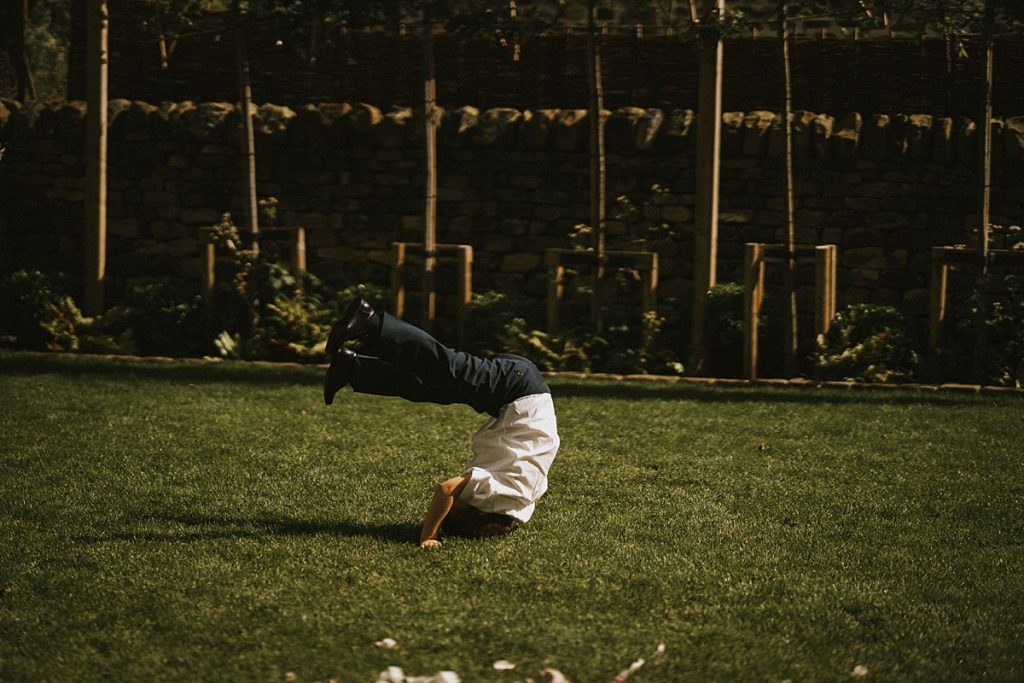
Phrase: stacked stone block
[{"left": 1, "top": 98, "right": 1022, "bottom": 337}]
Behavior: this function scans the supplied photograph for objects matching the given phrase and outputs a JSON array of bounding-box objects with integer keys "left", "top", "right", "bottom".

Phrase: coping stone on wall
[
  {"left": 0, "top": 98, "right": 14, "bottom": 137},
  {"left": 554, "top": 109, "right": 588, "bottom": 152},
  {"left": 440, "top": 105, "right": 478, "bottom": 146},
  {"left": 908, "top": 114, "right": 934, "bottom": 162},
  {"left": 519, "top": 109, "right": 557, "bottom": 150},
  {"left": 54, "top": 101, "right": 86, "bottom": 149},
  {"left": 741, "top": 110, "right": 774, "bottom": 158},
  {"left": 791, "top": 110, "right": 817, "bottom": 158},
  {"left": 889, "top": 113, "right": 909, "bottom": 160},
  {"left": 119, "top": 101, "right": 159, "bottom": 142},
  {"left": 1006, "top": 115, "right": 1024, "bottom": 165},
  {"left": 255, "top": 103, "right": 296, "bottom": 138},
  {"left": 721, "top": 111, "right": 744, "bottom": 157},
  {"left": 105, "top": 98, "right": 132, "bottom": 140},
  {"left": 933, "top": 116, "right": 953, "bottom": 165},
  {"left": 473, "top": 108, "right": 522, "bottom": 147},
  {"left": 955, "top": 116, "right": 975, "bottom": 166},
  {"left": 813, "top": 113, "right": 834, "bottom": 160},
  {"left": 833, "top": 112, "right": 862, "bottom": 160},
  {"left": 346, "top": 102, "right": 383, "bottom": 145},
  {"left": 378, "top": 106, "right": 413, "bottom": 149},
  {"left": 660, "top": 108, "right": 694, "bottom": 153},
  {"left": 606, "top": 106, "right": 663, "bottom": 154},
  {"left": 863, "top": 113, "right": 889, "bottom": 161}
]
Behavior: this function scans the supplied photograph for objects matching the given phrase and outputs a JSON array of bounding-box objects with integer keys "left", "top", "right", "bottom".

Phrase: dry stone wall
[{"left": 1, "top": 98, "right": 1023, "bottom": 339}]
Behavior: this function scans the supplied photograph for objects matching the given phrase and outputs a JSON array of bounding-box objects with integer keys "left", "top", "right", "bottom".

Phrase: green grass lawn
[{"left": 1, "top": 352, "right": 1022, "bottom": 682}]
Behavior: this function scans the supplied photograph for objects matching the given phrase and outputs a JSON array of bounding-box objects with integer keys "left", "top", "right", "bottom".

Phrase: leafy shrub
[
  {"left": 463, "top": 290, "right": 529, "bottom": 357},
  {"left": 814, "top": 304, "right": 920, "bottom": 383},
  {"left": 932, "top": 273, "right": 1024, "bottom": 387},
  {"left": 125, "top": 279, "right": 207, "bottom": 356},
  {"left": 0, "top": 270, "right": 82, "bottom": 351},
  {"left": 703, "top": 282, "right": 746, "bottom": 377}
]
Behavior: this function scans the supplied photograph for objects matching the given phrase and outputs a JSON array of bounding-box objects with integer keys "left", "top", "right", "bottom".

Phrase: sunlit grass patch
[{"left": 1, "top": 352, "right": 1022, "bottom": 682}]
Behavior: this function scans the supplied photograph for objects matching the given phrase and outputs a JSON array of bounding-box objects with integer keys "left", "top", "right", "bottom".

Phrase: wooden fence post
[
  {"left": 391, "top": 242, "right": 406, "bottom": 319},
  {"left": 815, "top": 244, "right": 837, "bottom": 337},
  {"left": 546, "top": 249, "right": 566, "bottom": 334},
  {"left": 457, "top": 245, "right": 473, "bottom": 348},
  {"left": 743, "top": 243, "right": 765, "bottom": 380},
  {"left": 642, "top": 252, "right": 659, "bottom": 316},
  {"left": 291, "top": 227, "right": 306, "bottom": 276},
  {"left": 929, "top": 247, "right": 949, "bottom": 351}
]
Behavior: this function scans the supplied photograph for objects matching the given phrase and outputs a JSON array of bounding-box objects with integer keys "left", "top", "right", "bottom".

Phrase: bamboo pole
[
  {"left": 84, "top": 0, "right": 108, "bottom": 316},
  {"left": 422, "top": 8, "right": 438, "bottom": 334},
  {"left": 587, "top": 0, "right": 606, "bottom": 333},
  {"left": 971, "top": 0, "right": 995, "bottom": 385},
  {"left": 780, "top": 0, "right": 798, "bottom": 376},
  {"left": 691, "top": 0, "right": 724, "bottom": 372},
  {"left": 234, "top": 2, "right": 259, "bottom": 255}
]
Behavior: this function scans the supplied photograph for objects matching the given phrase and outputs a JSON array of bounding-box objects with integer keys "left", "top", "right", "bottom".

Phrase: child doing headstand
[{"left": 323, "top": 299, "right": 560, "bottom": 548}]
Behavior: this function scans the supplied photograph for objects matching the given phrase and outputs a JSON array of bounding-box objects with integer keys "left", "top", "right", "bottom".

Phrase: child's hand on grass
[{"left": 419, "top": 539, "right": 442, "bottom": 549}]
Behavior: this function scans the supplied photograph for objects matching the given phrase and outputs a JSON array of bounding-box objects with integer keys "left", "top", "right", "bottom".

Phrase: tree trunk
[
  {"left": 780, "top": 0, "right": 798, "bottom": 376},
  {"left": 84, "top": 0, "right": 108, "bottom": 316},
  {"left": 234, "top": 2, "right": 260, "bottom": 254},
  {"left": 691, "top": 0, "right": 724, "bottom": 373},
  {"left": 971, "top": 0, "right": 995, "bottom": 384},
  {"left": 587, "top": 0, "right": 606, "bottom": 333},
  {"left": 422, "top": 9, "right": 438, "bottom": 334},
  {"left": 11, "top": 0, "right": 37, "bottom": 101}
]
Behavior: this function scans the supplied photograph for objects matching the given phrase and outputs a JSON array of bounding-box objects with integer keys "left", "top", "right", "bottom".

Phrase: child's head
[{"left": 441, "top": 501, "right": 516, "bottom": 539}]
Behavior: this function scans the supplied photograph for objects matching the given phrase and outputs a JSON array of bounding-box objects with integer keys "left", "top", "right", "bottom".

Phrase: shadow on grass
[
  {"left": 77, "top": 513, "right": 419, "bottom": 545},
  {"left": 4, "top": 351, "right": 1015, "bottom": 406},
  {"left": 0, "top": 351, "right": 322, "bottom": 388},
  {"left": 549, "top": 379, "right": 1013, "bottom": 406}
]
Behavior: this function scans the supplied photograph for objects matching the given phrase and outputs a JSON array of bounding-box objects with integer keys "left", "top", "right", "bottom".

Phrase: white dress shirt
[{"left": 458, "top": 392, "right": 559, "bottom": 522}]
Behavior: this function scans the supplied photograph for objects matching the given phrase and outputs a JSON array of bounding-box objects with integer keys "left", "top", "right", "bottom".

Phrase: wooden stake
[
  {"left": 391, "top": 242, "right": 407, "bottom": 320},
  {"left": 422, "top": 9, "right": 438, "bottom": 333},
  {"left": 234, "top": 2, "right": 259, "bottom": 254},
  {"left": 587, "top": 0, "right": 606, "bottom": 333},
  {"left": 84, "top": 0, "right": 108, "bottom": 316},
  {"left": 814, "top": 245, "right": 836, "bottom": 337},
  {"left": 780, "top": 0, "right": 799, "bottom": 376},
  {"left": 972, "top": 0, "right": 995, "bottom": 384},
  {"left": 546, "top": 250, "right": 566, "bottom": 334},
  {"left": 691, "top": 0, "right": 724, "bottom": 372},
  {"left": 929, "top": 247, "right": 949, "bottom": 351},
  {"left": 743, "top": 243, "right": 765, "bottom": 380}
]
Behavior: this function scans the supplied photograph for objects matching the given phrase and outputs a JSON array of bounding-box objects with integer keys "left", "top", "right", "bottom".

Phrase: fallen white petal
[
  {"left": 656, "top": 643, "right": 666, "bottom": 655},
  {"left": 432, "top": 672, "right": 461, "bottom": 683},
  {"left": 852, "top": 665, "right": 869, "bottom": 678},
  {"left": 374, "top": 638, "right": 399, "bottom": 649},
  {"left": 377, "top": 666, "right": 404, "bottom": 683},
  {"left": 493, "top": 660, "right": 516, "bottom": 671},
  {"left": 540, "top": 669, "right": 570, "bottom": 683},
  {"left": 611, "top": 657, "right": 646, "bottom": 682},
  {"left": 284, "top": 673, "right": 297, "bottom": 682}
]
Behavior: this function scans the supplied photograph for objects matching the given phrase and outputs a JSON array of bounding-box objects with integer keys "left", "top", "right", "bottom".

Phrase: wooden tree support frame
[
  {"left": 929, "top": 246, "right": 1024, "bottom": 350},
  {"left": 545, "top": 248, "right": 659, "bottom": 333},
  {"left": 391, "top": 242, "right": 473, "bottom": 347},
  {"left": 198, "top": 225, "right": 307, "bottom": 316},
  {"left": 743, "top": 243, "right": 837, "bottom": 380}
]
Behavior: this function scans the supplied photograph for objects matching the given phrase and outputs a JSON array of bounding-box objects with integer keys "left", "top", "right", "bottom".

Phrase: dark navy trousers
[{"left": 350, "top": 312, "right": 549, "bottom": 418}]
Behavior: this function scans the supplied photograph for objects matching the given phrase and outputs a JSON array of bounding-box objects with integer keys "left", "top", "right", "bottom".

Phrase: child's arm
[{"left": 419, "top": 473, "right": 471, "bottom": 548}]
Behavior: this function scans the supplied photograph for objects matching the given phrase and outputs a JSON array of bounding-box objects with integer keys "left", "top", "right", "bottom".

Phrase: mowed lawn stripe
[{"left": 1, "top": 352, "right": 1021, "bottom": 682}]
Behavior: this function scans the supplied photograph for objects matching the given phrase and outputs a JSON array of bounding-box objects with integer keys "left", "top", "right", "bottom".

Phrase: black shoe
[
  {"left": 324, "top": 347, "right": 356, "bottom": 405},
  {"left": 326, "top": 298, "right": 377, "bottom": 356}
]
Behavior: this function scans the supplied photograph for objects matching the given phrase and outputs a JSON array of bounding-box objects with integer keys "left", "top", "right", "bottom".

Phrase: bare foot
[{"left": 419, "top": 539, "right": 442, "bottom": 549}]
